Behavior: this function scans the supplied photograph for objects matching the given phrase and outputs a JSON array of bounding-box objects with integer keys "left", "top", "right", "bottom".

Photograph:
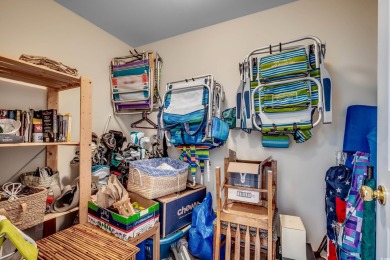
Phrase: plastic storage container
[
  {"left": 136, "top": 241, "right": 146, "bottom": 260},
  {"left": 145, "top": 225, "right": 190, "bottom": 259}
]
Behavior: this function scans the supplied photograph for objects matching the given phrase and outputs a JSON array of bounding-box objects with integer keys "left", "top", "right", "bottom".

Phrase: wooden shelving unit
[
  {"left": 43, "top": 207, "right": 79, "bottom": 222},
  {"left": 0, "top": 55, "right": 92, "bottom": 225},
  {"left": 0, "top": 141, "right": 80, "bottom": 147}
]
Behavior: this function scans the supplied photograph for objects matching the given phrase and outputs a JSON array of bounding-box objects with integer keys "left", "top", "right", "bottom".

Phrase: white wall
[
  {"left": 139, "top": 0, "right": 378, "bottom": 247},
  {"left": 0, "top": 0, "right": 133, "bottom": 236}
]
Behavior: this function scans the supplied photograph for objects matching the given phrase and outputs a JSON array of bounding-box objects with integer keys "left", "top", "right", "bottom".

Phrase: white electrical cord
[
  {"left": 103, "top": 115, "right": 112, "bottom": 134},
  {"left": 2, "top": 183, "right": 25, "bottom": 201}
]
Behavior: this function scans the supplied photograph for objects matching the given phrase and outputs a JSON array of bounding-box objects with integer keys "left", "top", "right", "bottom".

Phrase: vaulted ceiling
[{"left": 55, "top": 0, "right": 295, "bottom": 47}]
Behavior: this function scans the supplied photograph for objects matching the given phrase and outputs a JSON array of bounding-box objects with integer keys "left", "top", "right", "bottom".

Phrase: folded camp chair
[
  {"left": 110, "top": 51, "right": 162, "bottom": 115},
  {"left": 252, "top": 76, "right": 323, "bottom": 147},
  {"left": 239, "top": 36, "right": 331, "bottom": 147},
  {"left": 159, "top": 75, "right": 228, "bottom": 185}
]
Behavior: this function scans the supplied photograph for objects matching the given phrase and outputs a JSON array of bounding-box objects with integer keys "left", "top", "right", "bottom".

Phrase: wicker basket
[
  {"left": 20, "top": 171, "right": 60, "bottom": 189},
  {"left": 127, "top": 158, "right": 189, "bottom": 199},
  {"left": 0, "top": 187, "right": 47, "bottom": 230}
]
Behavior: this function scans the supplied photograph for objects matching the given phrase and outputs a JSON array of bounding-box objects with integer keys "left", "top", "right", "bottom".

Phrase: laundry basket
[{"left": 127, "top": 158, "right": 189, "bottom": 199}]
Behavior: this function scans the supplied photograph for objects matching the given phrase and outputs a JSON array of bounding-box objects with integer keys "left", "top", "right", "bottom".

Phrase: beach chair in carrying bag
[
  {"left": 159, "top": 75, "right": 229, "bottom": 185},
  {"left": 239, "top": 36, "right": 332, "bottom": 147},
  {"left": 110, "top": 50, "right": 163, "bottom": 115}
]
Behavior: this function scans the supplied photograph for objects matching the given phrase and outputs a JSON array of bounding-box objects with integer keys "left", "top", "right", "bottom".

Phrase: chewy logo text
[{"left": 177, "top": 201, "right": 200, "bottom": 216}]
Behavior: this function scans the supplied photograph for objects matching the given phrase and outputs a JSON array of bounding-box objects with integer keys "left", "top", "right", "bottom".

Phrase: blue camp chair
[{"left": 159, "top": 75, "right": 228, "bottom": 185}]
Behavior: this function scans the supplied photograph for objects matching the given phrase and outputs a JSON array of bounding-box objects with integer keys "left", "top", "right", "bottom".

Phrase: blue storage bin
[
  {"left": 136, "top": 241, "right": 146, "bottom": 260},
  {"left": 145, "top": 225, "right": 190, "bottom": 259}
]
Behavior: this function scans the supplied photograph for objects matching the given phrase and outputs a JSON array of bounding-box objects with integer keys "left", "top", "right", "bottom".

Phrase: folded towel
[{"left": 53, "top": 181, "right": 79, "bottom": 213}]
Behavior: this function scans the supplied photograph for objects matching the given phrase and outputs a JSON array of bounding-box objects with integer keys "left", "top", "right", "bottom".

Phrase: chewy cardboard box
[
  {"left": 156, "top": 185, "right": 206, "bottom": 238},
  {"left": 87, "top": 192, "right": 159, "bottom": 241},
  {"left": 280, "top": 214, "right": 306, "bottom": 260}
]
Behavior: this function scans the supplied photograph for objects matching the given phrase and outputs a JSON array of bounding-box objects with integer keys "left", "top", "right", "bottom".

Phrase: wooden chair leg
[
  {"left": 225, "top": 222, "right": 231, "bottom": 260},
  {"left": 255, "top": 228, "right": 261, "bottom": 260},
  {"left": 214, "top": 221, "right": 221, "bottom": 260},
  {"left": 152, "top": 225, "right": 160, "bottom": 260},
  {"left": 234, "top": 225, "right": 240, "bottom": 260},
  {"left": 272, "top": 241, "right": 276, "bottom": 260},
  {"left": 244, "top": 226, "right": 250, "bottom": 259},
  {"left": 214, "top": 167, "right": 222, "bottom": 260},
  {"left": 267, "top": 230, "right": 272, "bottom": 260}
]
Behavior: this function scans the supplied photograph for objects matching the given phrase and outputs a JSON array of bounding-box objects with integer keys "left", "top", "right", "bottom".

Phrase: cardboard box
[
  {"left": 228, "top": 162, "right": 261, "bottom": 188},
  {"left": 87, "top": 192, "right": 159, "bottom": 241},
  {"left": 226, "top": 158, "right": 271, "bottom": 204},
  {"left": 156, "top": 185, "right": 206, "bottom": 238},
  {"left": 227, "top": 187, "right": 260, "bottom": 204},
  {"left": 280, "top": 214, "right": 306, "bottom": 260}
]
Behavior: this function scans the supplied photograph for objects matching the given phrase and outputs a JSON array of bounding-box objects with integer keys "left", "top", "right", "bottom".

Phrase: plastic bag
[{"left": 189, "top": 192, "right": 216, "bottom": 259}]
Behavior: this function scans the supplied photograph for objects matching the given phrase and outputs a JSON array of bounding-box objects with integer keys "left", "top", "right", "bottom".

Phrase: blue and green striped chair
[{"left": 251, "top": 46, "right": 324, "bottom": 147}]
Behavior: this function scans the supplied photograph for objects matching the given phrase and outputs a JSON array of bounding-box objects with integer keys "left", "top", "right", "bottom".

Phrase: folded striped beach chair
[
  {"left": 238, "top": 36, "right": 332, "bottom": 148},
  {"left": 110, "top": 51, "right": 163, "bottom": 115}
]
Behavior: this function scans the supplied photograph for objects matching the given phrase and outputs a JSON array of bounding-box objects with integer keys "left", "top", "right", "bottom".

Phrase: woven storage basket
[
  {"left": 0, "top": 187, "right": 47, "bottom": 230},
  {"left": 20, "top": 171, "right": 60, "bottom": 189},
  {"left": 127, "top": 158, "right": 189, "bottom": 199}
]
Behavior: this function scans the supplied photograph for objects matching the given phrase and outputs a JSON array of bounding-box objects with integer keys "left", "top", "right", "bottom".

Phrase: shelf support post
[{"left": 79, "top": 76, "right": 92, "bottom": 224}]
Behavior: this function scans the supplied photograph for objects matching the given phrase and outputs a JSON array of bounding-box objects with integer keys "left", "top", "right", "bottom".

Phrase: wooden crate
[{"left": 36, "top": 224, "right": 139, "bottom": 260}]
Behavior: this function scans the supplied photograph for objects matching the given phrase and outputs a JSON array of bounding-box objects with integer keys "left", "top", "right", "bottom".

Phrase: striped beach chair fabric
[
  {"left": 110, "top": 51, "right": 162, "bottom": 114},
  {"left": 238, "top": 36, "right": 330, "bottom": 148}
]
